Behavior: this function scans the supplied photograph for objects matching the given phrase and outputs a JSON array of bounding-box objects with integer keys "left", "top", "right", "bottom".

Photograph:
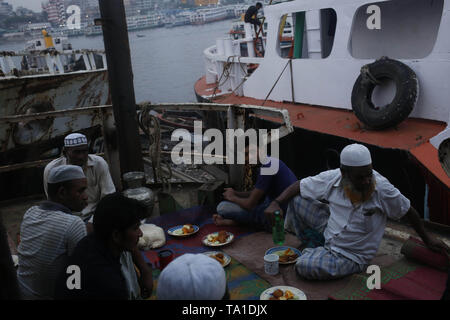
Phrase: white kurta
[{"left": 299, "top": 169, "right": 411, "bottom": 265}]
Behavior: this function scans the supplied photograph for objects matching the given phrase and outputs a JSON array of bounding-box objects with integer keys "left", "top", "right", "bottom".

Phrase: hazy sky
[{"left": 5, "top": 0, "right": 44, "bottom": 12}]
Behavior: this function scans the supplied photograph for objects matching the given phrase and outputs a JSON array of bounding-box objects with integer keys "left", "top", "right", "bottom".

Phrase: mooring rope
[
  {"left": 262, "top": 59, "right": 291, "bottom": 106},
  {"left": 139, "top": 104, "right": 172, "bottom": 192}
]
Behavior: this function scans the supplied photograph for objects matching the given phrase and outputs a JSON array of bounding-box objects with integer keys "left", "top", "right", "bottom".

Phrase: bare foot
[{"left": 213, "top": 214, "right": 238, "bottom": 227}]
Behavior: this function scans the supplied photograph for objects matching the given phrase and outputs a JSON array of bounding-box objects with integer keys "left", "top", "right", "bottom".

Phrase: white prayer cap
[
  {"left": 157, "top": 253, "right": 226, "bottom": 300},
  {"left": 48, "top": 165, "right": 86, "bottom": 184},
  {"left": 340, "top": 144, "right": 372, "bottom": 167},
  {"left": 64, "top": 133, "right": 87, "bottom": 147}
]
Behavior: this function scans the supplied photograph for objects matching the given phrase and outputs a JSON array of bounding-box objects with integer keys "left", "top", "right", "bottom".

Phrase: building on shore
[
  {"left": 0, "top": 0, "right": 13, "bottom": 16},
  {"left": 42, "top": 0, "right": 66, "bottom": 26}
]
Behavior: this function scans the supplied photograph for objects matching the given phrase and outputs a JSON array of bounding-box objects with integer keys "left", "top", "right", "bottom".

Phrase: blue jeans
[{"left": 216, "top": 197, "right": 272, "bottom": 232}]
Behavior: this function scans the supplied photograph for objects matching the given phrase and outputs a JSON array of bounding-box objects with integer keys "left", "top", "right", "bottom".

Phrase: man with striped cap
[
  {"left": 18, "top": 165, "right": 88, "bottom": 299},
  {"left": 264, "top": 143, "right": 448, "bottom": 280},
  {"left": 43, "top": 133, "right": 115, "bottom": 222}
]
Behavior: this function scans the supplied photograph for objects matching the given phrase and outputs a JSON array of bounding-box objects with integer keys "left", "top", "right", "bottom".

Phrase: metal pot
[
  {"left": 122, "top": 171, "right": 146, "bottom": 189},
  {"left": 123, "top": 186, "right": 155, "bottom": 219}
]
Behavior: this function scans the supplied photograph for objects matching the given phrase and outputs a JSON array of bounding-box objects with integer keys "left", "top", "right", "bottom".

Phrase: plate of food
[
  {"left": 260, "top": 286, "right": 307, "bottom": 300},
  {"left": 203, "top": 251, "right": 231, "bottom": 267},
  {"left": 265, "top": 246, "right": 301, "bottom": 264},
  {"left": 202, "top": 231, "right": 234, "bottom": 247},
  {"left": 167, "top": 224, "right": 199, "bottom": 237}
]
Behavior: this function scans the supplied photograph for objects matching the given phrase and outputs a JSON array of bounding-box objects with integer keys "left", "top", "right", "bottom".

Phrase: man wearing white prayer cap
[
  {"left": 157, "top": 253, "right": 229, "bottom": 300},
  {"left": 42, "top": 133, "right": 152, "bottom": 299},
  {"left": 17, "top": 165, "right": 89, "bottom": 299},
  {"left": 263, "top": 143, "right": 449, "bottom": 280},
  {"left": 43, "top": 132, "right": 116, "bottom": 222}
]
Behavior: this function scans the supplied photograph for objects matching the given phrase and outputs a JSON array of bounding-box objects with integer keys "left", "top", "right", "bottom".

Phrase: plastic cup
[
  {"left": 158, "top": 249, "right": 174, "bottom": 270},
  {"left": 264, "top": 254, "right": 279, "bottom": 275}
]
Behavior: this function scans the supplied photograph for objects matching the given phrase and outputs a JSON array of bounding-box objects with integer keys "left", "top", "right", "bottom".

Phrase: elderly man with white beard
[{"left": 264, "top": 143, "right": 449, "bottom": 280}]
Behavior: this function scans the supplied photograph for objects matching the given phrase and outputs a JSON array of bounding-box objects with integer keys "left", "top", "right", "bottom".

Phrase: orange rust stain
[{"left": 195, "top": 76, "right": 446, "bottom": 151}]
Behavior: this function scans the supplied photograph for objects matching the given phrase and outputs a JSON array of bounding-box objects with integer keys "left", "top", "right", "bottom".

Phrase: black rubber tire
[{"left": 351, "top": 58, "right": 418, "bottom": 130}]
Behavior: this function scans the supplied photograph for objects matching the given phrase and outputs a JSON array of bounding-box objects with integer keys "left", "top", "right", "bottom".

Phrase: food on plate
[
  {"left": 278, "top": 248, "right": 299, "bottom": 263},
  {"left": 272, "top": 289, "right": 283, "bottom": 298},
  {"left": 182, "top": 224, "right": 195, "bottom": 234},
  {"left": 210, "top": 252, "right": 225, "bottom": 265},
  {"left": 269, "top": 289, "right": 297, "bottom": 300},
  {"left": 217, "top": 231, "right": 228, "bottom": 243},
  {"left": 207, "top": 231, "right": 229, "bottom": 244}
]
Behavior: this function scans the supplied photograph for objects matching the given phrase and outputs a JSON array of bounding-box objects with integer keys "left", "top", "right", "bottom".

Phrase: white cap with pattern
[{"left": 64, "top": 133, "right": 87, "bottom": 147}]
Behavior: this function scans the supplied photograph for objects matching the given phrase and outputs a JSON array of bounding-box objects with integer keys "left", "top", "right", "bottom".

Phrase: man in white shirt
[
  {"left": 43, "top": 133, "right": 116, "bottom": 222},
  {"left": 265, "top": 144, "right": 449, "bottom": 279}
]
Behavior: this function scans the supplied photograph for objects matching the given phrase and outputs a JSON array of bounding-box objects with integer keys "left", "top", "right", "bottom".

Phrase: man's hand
[
  {"left": 139, "top": 269, "right": 153, "bottom": 299},
  {"left": 406, "top": 207, "right": 450, "bottom": 261},
  {"left": 86, "top": 222, "right": 94, "bottom": 234},
  {"left": 264, "top": 201, "right": 283, "bottom": 227},
  {"left": 131, "top": 246, "right": 153, "bottom": 299},
  {"left": 223, "top": 188, "right": 235, "bottom": 202}
]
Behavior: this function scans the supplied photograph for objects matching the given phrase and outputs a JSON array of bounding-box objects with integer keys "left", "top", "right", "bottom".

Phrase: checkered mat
[{"left": 141, "top": 205, "right": 270, "bottom": 299}]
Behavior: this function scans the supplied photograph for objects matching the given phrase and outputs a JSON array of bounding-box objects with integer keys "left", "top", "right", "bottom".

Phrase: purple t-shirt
[{"left": 254, "top": 158, "right": 297, "bottom": 211}]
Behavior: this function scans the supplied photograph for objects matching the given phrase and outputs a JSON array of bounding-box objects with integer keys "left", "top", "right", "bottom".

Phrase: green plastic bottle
[{"left": 272, "top": 210, "right": 285, "bottom": 245}]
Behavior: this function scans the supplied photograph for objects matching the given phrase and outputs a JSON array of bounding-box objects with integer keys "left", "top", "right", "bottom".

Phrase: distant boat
[
  {"left": 127, "top": 14, "right": 164, "bottom": 31},
  {"left": 84, "top": 24, "right": 103, "bottom": 36},
  {"left": 196, "top": 0, "right": 450, "bottom": 226},
  {"left": 0, "top": 30, "right": 110, "bottom": 163},
  {"left": 137, "top": 34, "right": 145, "bottom": 38},
  {"left": 190, "top": 6, "right": 229, "bottom": 25}
]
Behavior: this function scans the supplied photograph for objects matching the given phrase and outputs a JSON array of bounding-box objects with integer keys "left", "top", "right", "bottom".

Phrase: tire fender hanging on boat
[{"left": 351, "top": 57, "right": 419, "bottom": 130}]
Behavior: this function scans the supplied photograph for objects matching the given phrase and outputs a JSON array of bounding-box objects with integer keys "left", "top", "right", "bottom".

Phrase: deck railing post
[
  {"left": 227, "top": 106, "right": 245, "bottom": 190},
  {"left": 98, "top": 0, "right": 144, "bottom": 176}
]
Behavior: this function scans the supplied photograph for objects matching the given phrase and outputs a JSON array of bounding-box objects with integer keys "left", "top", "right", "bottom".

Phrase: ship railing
[
  {"left": 0, "top": 49, "right": 107, "bottom": 78},
  {"left": 0, "top": 102, "right": 293, "bottom": 189},
  {"left": 204, "top": 38, "right": 263, "bottom": 96}
]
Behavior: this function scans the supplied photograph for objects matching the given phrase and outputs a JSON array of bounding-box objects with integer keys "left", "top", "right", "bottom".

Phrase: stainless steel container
[
  {"left": 123, "top": 186, "right": 155, "bottom": 219},
  {"left": 122, "top": 171, "right": 146, "bottom": 189}
]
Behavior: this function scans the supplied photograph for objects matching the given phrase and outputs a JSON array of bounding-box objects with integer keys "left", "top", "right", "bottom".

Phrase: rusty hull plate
[{"left": 0, "top": 70, "right": 110, "bottom": 153}]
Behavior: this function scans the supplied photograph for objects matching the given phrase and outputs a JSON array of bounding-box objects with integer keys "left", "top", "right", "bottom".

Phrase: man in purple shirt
[{"left": 214, "top": 145, "right": 297, "bottom": 231}]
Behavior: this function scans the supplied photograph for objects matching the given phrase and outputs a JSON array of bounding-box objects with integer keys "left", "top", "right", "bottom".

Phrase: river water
[{"left": 0, "top": 19, "right": 233, "bottom": 103}]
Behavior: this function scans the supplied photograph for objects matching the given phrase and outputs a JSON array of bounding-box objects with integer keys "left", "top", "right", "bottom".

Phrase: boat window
[
  {"left": 277, "top": 8, "right": 336, "bottom": 59},
  {"left": 36, "top": 41, "right": 41, "bottom": 46},
  {"left": 55, "top": 38, "right": 61, "bottom": 44},
  {"left": 349, "top": 0, "right": 443, "bottom": 59}
]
